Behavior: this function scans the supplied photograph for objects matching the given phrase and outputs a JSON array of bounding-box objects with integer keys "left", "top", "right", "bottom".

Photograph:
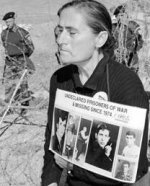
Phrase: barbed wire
[
  {"left": 0, "top": 0, "right": 53, "bottom": 185},
  {"left": 0, "top": 23, "right": 48, "bottom": 185}
]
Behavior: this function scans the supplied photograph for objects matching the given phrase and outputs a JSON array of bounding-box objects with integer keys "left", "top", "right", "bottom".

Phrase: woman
[{"left": 41, "top": 1, "right": 149, "bottom": 186}]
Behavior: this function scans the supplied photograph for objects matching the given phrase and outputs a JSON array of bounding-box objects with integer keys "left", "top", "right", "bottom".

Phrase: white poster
[{"left": 49, "top": 89, "right": 147, "bottom": 183}]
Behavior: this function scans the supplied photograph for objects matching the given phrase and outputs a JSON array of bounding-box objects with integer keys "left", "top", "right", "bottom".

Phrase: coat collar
[
  {"left": 7, "top": 24, "right": 18, "bottom": 32},
  {"left": 72, "top": 53, "right": 110, "bottom": 91}
]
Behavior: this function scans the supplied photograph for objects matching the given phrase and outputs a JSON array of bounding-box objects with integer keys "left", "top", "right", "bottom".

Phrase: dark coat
[{"left": 41, "top": 53, "right": 149, "bottom": 186}]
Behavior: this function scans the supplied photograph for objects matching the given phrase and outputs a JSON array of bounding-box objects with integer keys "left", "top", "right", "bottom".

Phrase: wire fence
[{"left": 0, "top": 22, "right": 49, "bottom": 185}]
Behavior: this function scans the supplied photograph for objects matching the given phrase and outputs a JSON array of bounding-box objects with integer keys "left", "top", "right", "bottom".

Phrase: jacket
[{"left": 41, "top": 53, "right": 149, "bottom": 186}]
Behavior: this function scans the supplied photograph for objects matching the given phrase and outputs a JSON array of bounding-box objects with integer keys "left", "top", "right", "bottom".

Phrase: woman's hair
[{"left": 57, "top": 0, "right": 114, "bottom": 53}]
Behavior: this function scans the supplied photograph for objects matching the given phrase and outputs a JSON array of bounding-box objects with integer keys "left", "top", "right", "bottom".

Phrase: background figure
[
  {"left": 116, "top": 161, "right": 132, "bottom": 181},
  {"left": 52, "top": 117, "right": 66, "bottom": 154},
  {"left": 112, "top": 4, "right": 143, "bottom": 73},
  {"left": 1, "top": 11, "right": 35, "bottom": 115},
  {"left": 122, "top": 130, "right": 140, "bottom": 158},
  {"left": 76, "top": 126, "right": 89, "bottom": 161},
  {"left": 86, "top": 123, "right": 115, "bottom": 171}
]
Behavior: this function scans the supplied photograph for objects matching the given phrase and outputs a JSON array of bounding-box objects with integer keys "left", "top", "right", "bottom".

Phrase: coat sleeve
[
  {"left": 41, "top": 73, "right": 62, "bottom": 186},
  {"left": 18, "top": 27, "right": 34, "bottom": 57},
  {"left": 1, "top": 30, "right": 7, "bottom": 47}
]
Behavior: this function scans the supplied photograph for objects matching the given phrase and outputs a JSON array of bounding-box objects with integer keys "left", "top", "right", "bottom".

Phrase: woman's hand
[
  {"left": 54, "top": 154, "right": 73, "bottom": 170},
  {"left": 54, "top": 154, "right": 68, "bottom": 169}
]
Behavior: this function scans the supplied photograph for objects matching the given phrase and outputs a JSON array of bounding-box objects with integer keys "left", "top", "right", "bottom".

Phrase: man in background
[
  {"left": 1, "top": 12, "right": 35, "bottom": 115},
  {"left": 112, "top": 4, "right": 143, "bottom": 73}
]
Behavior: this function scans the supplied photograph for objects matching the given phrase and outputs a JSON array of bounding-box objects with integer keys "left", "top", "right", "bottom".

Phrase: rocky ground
[{"left": 0, "top": 111, "right": 46, "bottom": 186}]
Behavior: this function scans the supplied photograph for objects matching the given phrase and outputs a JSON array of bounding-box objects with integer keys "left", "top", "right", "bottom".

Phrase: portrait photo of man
[
  {"left": 115, "top": 160, "right": 134, "bottom": 181},
  {"left": 51, "top": 108, "right": 68, "bottom": 155},
  {"left": 75, "top": 118, "right": 91, "bottom": 162},
  {"left": 118, "top": 127, "right": 141, "bottom": 159},
  {"left": 62, "top": 114, "right": 80, "bottom": 160},
  {"left": 86, "top": 121, "right": 119, "bottom": 171}
]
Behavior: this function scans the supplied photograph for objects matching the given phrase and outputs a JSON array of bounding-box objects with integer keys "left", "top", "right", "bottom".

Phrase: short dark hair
[
  {"left": 126, "top": 131, "right": 136, "bottom": 138},
  {"left": 121, "top": 160, "right": 130, "bottom": 168},
  {"left": 96, "top": 123, "right": 110, "bottom": 136}
]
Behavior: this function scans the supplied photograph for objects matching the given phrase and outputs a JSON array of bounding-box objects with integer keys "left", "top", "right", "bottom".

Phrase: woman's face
[{"left": 56, "top": 7, "right": 98, "bottom": 65}]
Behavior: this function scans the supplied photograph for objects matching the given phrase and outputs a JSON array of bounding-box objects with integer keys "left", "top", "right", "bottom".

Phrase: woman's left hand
[
  {"left": 54, "top": 154, "right": 68, "bottom": 169},
  {"left": 54, "top": 154, "right": 73, "bottom": 171}
]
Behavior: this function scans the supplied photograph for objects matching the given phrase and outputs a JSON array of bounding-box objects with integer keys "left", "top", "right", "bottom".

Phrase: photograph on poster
[
  {"left": 115, "top": 158, "right": 136, "bottom": 182},
  {"left": 62, "top": 113, "right": 80, "bottom": 160},
  {"left": 118, "top": 127, "right": 142, "bottom": 159},
  {"left": 85, "top": 121, "right": 119, "bottom": 171},
  {"left": 75, "top": 118, "right": 91, "bottom": 163},
  {"left": 51, "top": 108, "right": 69, "bottom": 155}
]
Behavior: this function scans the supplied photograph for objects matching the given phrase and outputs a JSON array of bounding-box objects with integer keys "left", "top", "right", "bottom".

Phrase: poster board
[{"left": 49, "top": 89, "right": 147, "bottom": 183}]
